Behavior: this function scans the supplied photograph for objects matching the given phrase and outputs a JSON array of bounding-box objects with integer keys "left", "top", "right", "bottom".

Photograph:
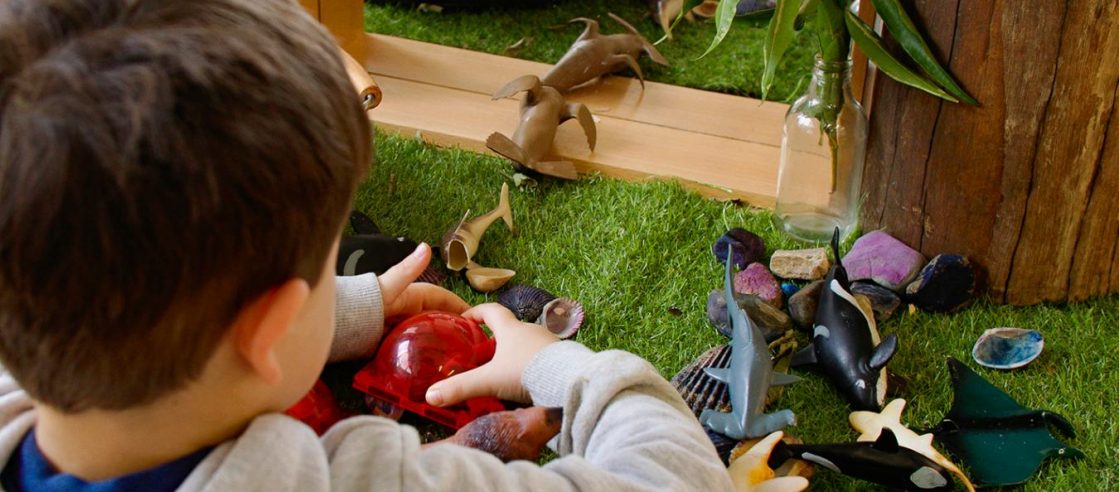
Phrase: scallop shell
[
  {"left": 535, "top": 298, "right": 584, "bottom": 339},
  {"left": 670, "top": 344, "right": 732, "bottom": 419},
  {"left": 972, "top": 327, "right": 1044, "bottom": 370},
  {"left": 497, "top": 284, "right": 557, "bottom": 322}
]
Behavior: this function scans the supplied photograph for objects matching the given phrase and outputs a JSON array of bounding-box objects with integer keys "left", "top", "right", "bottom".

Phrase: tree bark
[{"left": 862, "top": 0, "right": 1119, "bottom": 305}]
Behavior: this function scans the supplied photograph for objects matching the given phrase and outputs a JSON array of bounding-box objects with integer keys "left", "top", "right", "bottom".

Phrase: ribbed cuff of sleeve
[
  {"left": 329, "top": 273, "right": 385, "bottom": 362},
  {"left": 521, "top": 341, "right": 596, "bottom": 407}
]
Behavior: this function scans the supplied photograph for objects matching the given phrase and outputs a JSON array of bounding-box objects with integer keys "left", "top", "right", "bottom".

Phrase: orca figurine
[
  {"left": 337, "top": 211, "right": 443, "bottom": 284},
  {"left": 792, "top": 227, "right": 898, "bottom": 410},
  {"left": 699, "top": 245, "right": 798, "bottom": 440},
  {"left": 768, "top": 428, "right": 954, "bottom": 491}
]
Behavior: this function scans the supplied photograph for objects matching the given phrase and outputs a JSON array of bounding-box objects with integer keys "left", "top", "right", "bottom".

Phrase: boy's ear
[{"left": 232, "top": 279, "right": 311, "bottom": 385}]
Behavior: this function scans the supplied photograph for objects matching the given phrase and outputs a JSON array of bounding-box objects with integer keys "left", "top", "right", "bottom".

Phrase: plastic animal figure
[
  {"left": 542, "top": 13, "right": 667, "bottom": 92},
  {"left": 433, "top": 407, "right": 563, "bottom": 462},
  {"left": 486, "top": 75, "right": 595, "bottom": 180},
  {"left": 440, "top": 183, "right": 514, "bottom": 271},
  {"left": 924, "top": 358, "right": 1084, "bottom": 487},
  {"left": 768, "top": 429, "right": 954, "bottom": 491},
  {"left": 726, "top": 432, "right": 809, "bottom": 492},
  {"left": 849, "top": 399, "right": 976, "bottom": 492},
  {"left": 792, "top": 227, "right": 898, "bottom": 410},
  {"left": 700, "top": 245, "right": 798, "bottom": 440},
  {"left": 338, "top": 211, "right": 443, "bottom": 284}
]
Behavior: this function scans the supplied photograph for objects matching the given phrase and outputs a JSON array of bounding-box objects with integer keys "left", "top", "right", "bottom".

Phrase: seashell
[
  {"left": 535, "top": 298, "right": 584, "bottom": 339},
  {"left": 670, "top": 344, "right": 732, "bottom": 419},
  {"left": 972, "top": 327, "right": 1044, "bottom": 370},
  {"left": 465, "top": 265, "right": 516, "bottom": 293},
  {"left": 497, "top": 284, "right": 557, "bottom": 322}
]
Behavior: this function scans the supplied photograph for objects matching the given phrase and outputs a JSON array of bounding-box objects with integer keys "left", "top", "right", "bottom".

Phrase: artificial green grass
[
  {"left": 364, "top": 1, "right": 818, "bottom": 101},
  {"left": 355, "top": 131, "right": 1119, "bottom": 490}
]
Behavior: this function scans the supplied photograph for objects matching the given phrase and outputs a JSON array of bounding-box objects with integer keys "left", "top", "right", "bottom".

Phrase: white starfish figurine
[
  {"left": 727, "top": 432, "right": 809, "bottom": 492},
  {"left": 849, "top": 398, "right": 976, "bottom": 492}
]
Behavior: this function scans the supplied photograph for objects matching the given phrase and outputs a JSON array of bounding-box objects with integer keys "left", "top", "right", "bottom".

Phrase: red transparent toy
[
  {"left": 285, "top": 379, "right": 351, "bottom": 435},
  {"left": 353, "top": 312, "right": 503, "bottom": 429}
]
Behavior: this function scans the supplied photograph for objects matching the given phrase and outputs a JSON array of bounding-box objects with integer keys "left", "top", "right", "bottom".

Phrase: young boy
[{"left": 0, "top": 0, "right": 733, "bottom": 490}]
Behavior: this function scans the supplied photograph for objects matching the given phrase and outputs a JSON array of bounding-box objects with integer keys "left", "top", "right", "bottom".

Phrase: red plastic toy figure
[
  {"left": 353, "top": 312, "right": 505, "bottom": 429},
  {"left": 285, "top": 379, "right": 351, "bottom": 435}
]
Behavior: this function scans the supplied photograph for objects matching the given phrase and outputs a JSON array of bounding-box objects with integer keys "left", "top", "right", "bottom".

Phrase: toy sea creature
[
  {"left": 542, "top": 14, "right": 667, "bottom": 92},
  {"left": 700, "top": 246, "right": 798, "bottom": 440},
  {"left": 441, "top": 183, "right": 514, "bottom": 272},
  {"left": 849, "top": 399, "right": 976, "bottom": 492},
  {"left": 434, "top": 406, "right": 563, "bottom": 462},
  {"left": 726, "top": 432, "right": 809, "bottom": 492},
  {"left": 769, "top": 429, "right": 953, "bottom": 491},
  {"left": 464, "top": 262, "right": 516, "bottom": 293},
  {"left": 339, "top": 211, "right": 443, "bottom": 284},
  {"left": 792, "top": 227, "right": 898, "bottom": 410},
  {"left": 486, "top": 75, "right": 595, "bottom": 180},
  {"left": 923, "top": 358, "right": 1084, "bottom": 487},
  {"left": 971, "top": 327, "right": 1044, "bottom": 370}
]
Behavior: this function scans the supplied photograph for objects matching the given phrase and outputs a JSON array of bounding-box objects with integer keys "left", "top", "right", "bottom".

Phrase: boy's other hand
[
  {"left": 425, "top": 303, "right": 559, "bottom": 407},
  {"left": 378, "top": 243, "right": 469, "bottom": 322}
]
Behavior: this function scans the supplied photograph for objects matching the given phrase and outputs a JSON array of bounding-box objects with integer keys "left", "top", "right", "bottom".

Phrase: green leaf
[
  {"left": 698, "top": 0, "right": 742, "bottom": 59},
  {"left": 813, "top": 0, "right": 849, "bottom": 63},
  {"left": 871, "top": 0, "right": 978, "bottom": 105},
  {"left": 845, "top": 10, "right": 958, "bottom": 103},
  {"left": 760, "top": 0, "right": 804, "bottom": 99}
]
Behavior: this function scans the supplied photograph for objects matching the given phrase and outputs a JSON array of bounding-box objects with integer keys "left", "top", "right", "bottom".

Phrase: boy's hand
[
  {"left": 425, "top": 303, "right": 559, "bottom": 406},
  {"left": 378, "top": 243, "right": 469, "bottom": 322}
]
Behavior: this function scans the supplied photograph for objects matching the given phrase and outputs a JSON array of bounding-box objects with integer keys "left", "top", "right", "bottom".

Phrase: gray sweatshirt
[{"left": 0, "top": 274, "right": 734, "bottom": 491}]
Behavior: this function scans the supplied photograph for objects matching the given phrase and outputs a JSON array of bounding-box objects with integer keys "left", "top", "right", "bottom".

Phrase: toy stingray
[
  {"left": 769, "top": 428, "right": 954, "bottom": 491},
  {"left": 487, "top": 75, "right": 595, "bottom": 180},
  {"left": 542, "top": 13, "right": 667, "bottom": 93},
  {"left": 700, "top": 245, "right": 798, "bottom": 440},
  {"left": 849, "top": 399, "right": 975, "bottom": 491},
  {"left": 922, "top": 358, "right": 1084, "bottom": 487},
  {"left": 792, "top": 227, "right": 898, "bottom": 410}
]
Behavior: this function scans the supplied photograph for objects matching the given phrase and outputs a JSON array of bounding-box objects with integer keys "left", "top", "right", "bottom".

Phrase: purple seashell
[
  {"left": 842, "top": 230, "right": 926, "bottom": 292},
  {"left": 497, "top": 284, "right": 557, "bottom": 322},
  {"left": 732, "top": 262, "right": 784, "bottom": 309},
  {"left": 535, "top": 298, "right": 584, "bottom": 339},
  {"left": 712, "top": 228, "right": 765, "bottom": 270}
]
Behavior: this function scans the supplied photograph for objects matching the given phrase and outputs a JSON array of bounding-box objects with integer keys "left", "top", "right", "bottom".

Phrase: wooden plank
[
  {"left": 297, "top": 0, "right": 319, "bottom": 20},
  {"left": 371, "top": 75, "right": 785, "bottom": 207},
  {"left": 362, "top": 34, "right": 788, "bottom": 147},
  {"left": 320, "top": 0, "right": 365, "bottom": 60}
]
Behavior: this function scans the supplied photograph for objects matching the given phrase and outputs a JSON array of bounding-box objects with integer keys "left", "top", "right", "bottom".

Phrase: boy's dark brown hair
[{"left": 0, "top": 0, "right": 371, "bottom": 412}]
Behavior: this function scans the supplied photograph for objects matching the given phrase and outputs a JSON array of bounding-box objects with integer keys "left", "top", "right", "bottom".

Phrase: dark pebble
[
  {"left": 712, "top": 228, "right": 765, "bottom": 270},
  {"left": 905, "top": 254, "right": 977, "bottom": 313}
]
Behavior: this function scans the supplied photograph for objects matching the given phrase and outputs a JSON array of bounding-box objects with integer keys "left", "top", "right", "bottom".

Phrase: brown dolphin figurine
[
  {"left": 430, "top": 407, "right": 563, "bottom": 463},
  {"left": 486, "top": 75, "right": 596, "bottom": 180},
  {"left": 441, "top": 183, "right": 514, "bottom": 272},
  {"left": 541, "top": 13, "right": 668, "bottom": 93}
]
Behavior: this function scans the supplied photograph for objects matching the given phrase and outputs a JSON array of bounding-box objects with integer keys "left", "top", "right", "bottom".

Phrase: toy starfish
[{"left": 726, "top": 432, "right": 808, "bottom": 492}]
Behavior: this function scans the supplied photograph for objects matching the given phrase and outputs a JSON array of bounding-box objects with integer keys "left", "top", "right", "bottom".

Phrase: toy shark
[
  {"left": 486, "top": 75, "right": 595, "bottom": 180},
  {"left": 440, "top": 183, "right": 514, "bottom": 272},
  {"left": 768, "top": 428, "right": 953, "bottom": 491},
  {"left": 700, "top": 245, "right": 798, "bottom": 440},
  {"left": 792, "top": 227, "right": 897, "bottom": 410},
  {"left": 850, "top": 399, "right": 975, "bottom": 491},
  {"left": 541, "top": 13, "right": 667, "bottom": 92}
]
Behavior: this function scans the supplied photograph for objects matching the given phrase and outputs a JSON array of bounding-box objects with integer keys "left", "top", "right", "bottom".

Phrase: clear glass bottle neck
[{"left": 808, "top": 57, "right": 853, "bottom": 95}]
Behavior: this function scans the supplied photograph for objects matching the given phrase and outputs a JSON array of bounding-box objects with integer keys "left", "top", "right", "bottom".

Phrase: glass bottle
[{"left": 772, "top": 56, "right": 868, "bottom": 243}]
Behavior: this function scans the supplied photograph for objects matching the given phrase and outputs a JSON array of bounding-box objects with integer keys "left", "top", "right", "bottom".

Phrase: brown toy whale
[
  {"left": 541, "top": 13, "right": 668, "bottom": 92},
  {"left": 441, "top": 183, "right": 514, "bottom": 272},
  {"left": 486, "top": 75, "right": 596, "bottom": 180}
]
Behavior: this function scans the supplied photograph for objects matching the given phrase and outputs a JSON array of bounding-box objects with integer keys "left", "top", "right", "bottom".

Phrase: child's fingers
[
  {"left": 426, "top": 364, "right": 494, "bottom": 407},
  {"left": 376, "top": 243, "right": 431, "bottom": 300},
  {"left": 398, "top": 283, "right": 470, "bottom": 315},
  {"left": 460, "top": 303, "right": 518, "bottom": 332}
]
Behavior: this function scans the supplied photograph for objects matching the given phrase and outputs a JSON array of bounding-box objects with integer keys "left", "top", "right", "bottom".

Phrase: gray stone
[
  {"left": 850, "top": 281, "right": 902, "bottom": 322},
  {"left": 706, "top": 290, "right": 791, "bottom": 342},
  {"left": 769, "top": 248, "right": 830, "bottom": 280},
  {"left": 787, "top": 280, "right": 824, "bottom": 329}
]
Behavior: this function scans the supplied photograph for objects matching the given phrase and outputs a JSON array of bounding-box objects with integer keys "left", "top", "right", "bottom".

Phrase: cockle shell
[
  {"left": 535, "top": 298, "right": 584, "bottom": 339},
  {"left": 971, "top": 327, "right": 1044, "bottom": 370},
  {"left": 497, "top": 284, "right": 558, "bottom": 322}
]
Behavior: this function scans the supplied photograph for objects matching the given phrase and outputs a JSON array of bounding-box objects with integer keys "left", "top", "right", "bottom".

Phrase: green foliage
[
  {"left": 844, "top": 10, "right": 956, "bottom": 102},
  {"left": 761, "top": 0, "right": 804, "bottom": 100},
  {"left": 698, "top": 0, "right": 742, "bottom": 59},
  {"left": 359, "top": 132, "right": 1116, "bottom": 490},
  {"left": 871, "top": 0, "right": 977, "bottom": 105}
]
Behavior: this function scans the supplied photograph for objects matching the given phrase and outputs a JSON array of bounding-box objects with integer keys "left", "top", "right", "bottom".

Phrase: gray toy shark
[{"left": 700, "top": 246, "right": 799, "bottom": 440}]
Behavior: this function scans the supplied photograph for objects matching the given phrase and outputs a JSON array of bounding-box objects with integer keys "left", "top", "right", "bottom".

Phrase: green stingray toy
[{"left": 924, "top": 358, "right": 1084, "bottom": 487}]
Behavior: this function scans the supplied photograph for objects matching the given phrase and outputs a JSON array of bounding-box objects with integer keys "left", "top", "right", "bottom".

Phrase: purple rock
[
  {"left": 733, "top": 262, "right": 783, "bottom": 309},
  {"left": 712, "top": 228, "right": 765, "bottom": 270},
  {"left": 905, "top": 254, "right": 977, "bottom": 313},
  {"left": 842, "top": 230, "right": 926, "bottom": 292}
]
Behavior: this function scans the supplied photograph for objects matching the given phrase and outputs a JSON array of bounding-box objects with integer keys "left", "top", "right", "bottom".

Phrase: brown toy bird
[
  {"left": 541, "top": 13, "right": 668, "bottom": 93},
  {"left": 432, "top": 406, "right": 563, "bottom": 462},
  {"left": 486, "top": 75, "right": 596, "bottom": 180}
]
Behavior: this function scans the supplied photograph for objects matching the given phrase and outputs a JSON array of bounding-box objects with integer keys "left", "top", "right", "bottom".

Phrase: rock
[
  {"left": 780, "top": 282, "right": 800, "bottom": 297},
  {"left": 850, "top": 281, "right": 902, "bottom": 322},
  {"left": 769, "top": 248, "right": 830, "bottom": 280},
  {"left": 842, "top": 230, "right": 926, "bottom": 292},
  {"left": 707, "top": 290, "right": 792, "bottom": 342},
  {"left": 787, "top": 280, "right": 824, "bottom": 329},
  {"left": 905, "top": 254, "right": 977, "bottom": 313},
  {"left": 712, "top": 228, "right": 765, "bottom": 270},
  {"left": 733, "top": 262, "right": 784, "bottom": 309}
]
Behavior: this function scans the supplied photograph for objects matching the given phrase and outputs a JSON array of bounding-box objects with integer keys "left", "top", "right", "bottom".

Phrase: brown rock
[{"left": 769, "top": 248, "right": 830, "bottom": 281}]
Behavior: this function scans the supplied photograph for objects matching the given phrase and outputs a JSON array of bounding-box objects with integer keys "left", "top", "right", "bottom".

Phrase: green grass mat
[
  {"left": 354, "top": 132, "right": 1118, "bottom": 490},
  {"left": 364, "top": 0, "right": 818, "bottom": 101}
]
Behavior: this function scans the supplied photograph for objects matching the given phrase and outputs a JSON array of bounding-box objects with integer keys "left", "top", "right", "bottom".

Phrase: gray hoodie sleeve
[
  {"left": 321, "top": 341, "right": 734, "bottom": 492},
  {"left": 329, "top": 273, "right": 384, "bottom": 362}
]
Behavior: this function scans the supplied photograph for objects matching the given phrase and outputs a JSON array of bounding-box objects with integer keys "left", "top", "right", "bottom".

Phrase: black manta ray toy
[
  {"left": 793, "top": 227, "right": 898, "bottom": 410},
  {"left": 924, "top": 358, "right": 1084, "bottom": 487}
]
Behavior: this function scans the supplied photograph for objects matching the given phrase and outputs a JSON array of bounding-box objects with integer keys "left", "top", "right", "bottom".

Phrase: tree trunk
[{"left": 861, "top": 0, "right": 1119, "bottom": 305}]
